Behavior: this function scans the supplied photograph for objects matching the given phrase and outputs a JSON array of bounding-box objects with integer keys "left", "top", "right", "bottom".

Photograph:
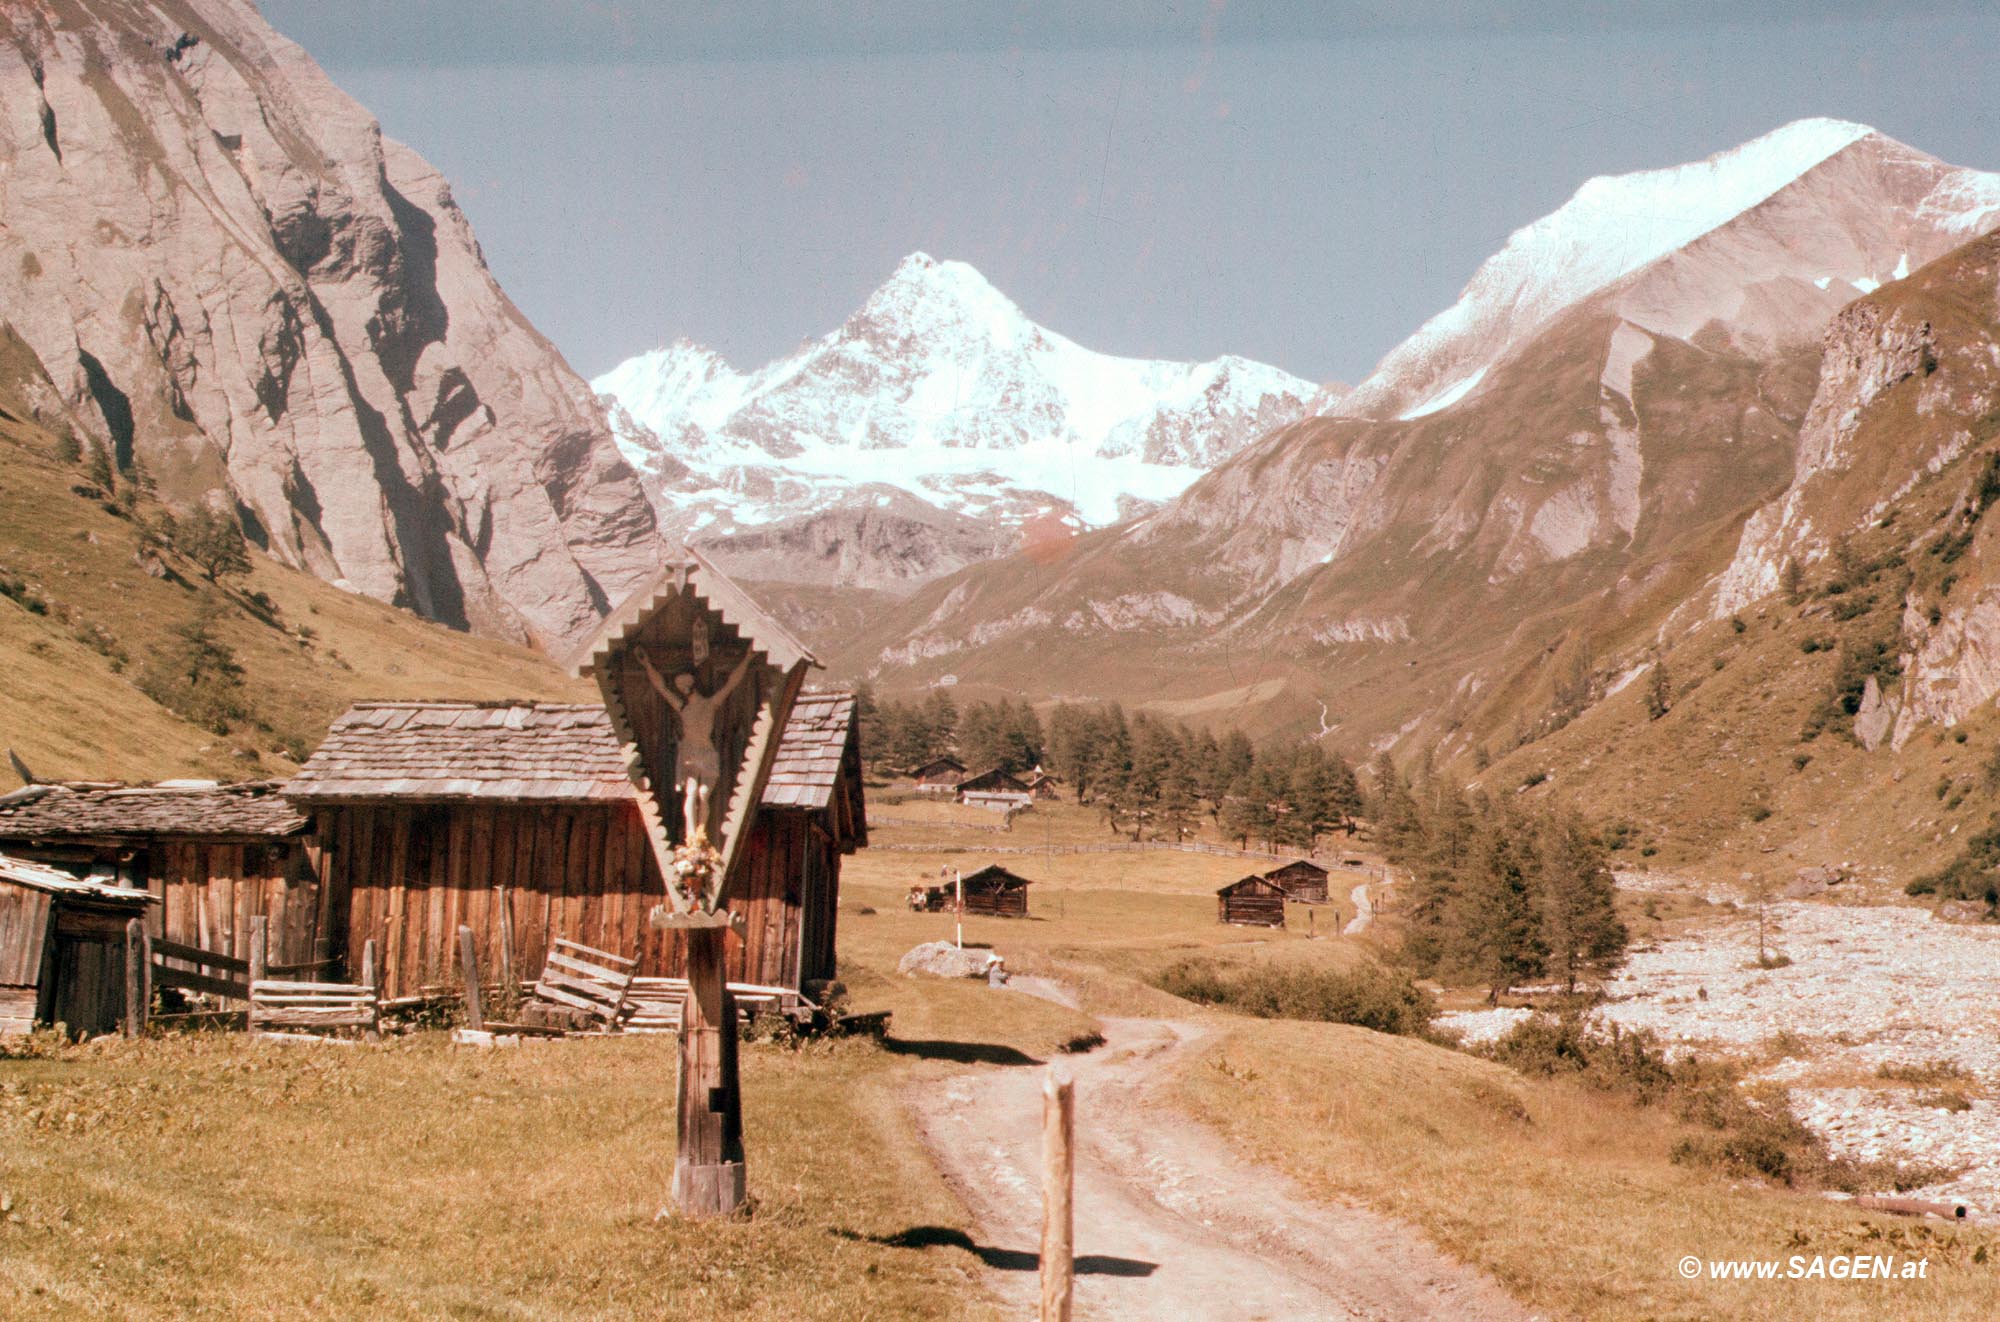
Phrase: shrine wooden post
[{"left": 569, "top": 548, "right": 816, "bottom": 1220}]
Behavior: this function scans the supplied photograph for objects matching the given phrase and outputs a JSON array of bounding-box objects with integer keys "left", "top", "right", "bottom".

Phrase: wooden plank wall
[
  {"left": 0, "top": 885, "right": 53, "bottom": 985},
  {"left": 320, "top": 801, "right": 836, "bottom": 998},
  {"left": 148, "top": 841, "right": 322, "bottom": 967},
  {"left": 325, "top": 801, "right": 664, "bottom": 999}
]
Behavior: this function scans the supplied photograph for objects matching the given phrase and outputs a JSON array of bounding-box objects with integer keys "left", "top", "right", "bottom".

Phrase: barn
[
  {"left": 957, "top": 864, "right": 1033, "bottom": 917},
  {"left": 0, "top": 852, "right": 154, "bottom": 1037},
  {"left": 912, "top": 757, "right": 967, "bottom": 795},
  {"left": 0, "top": 780, "right": 322, "bottom": 967},
  {"left": 284, "top": 690, "right": 865, "bottom": 998},
  {"left": 1263, "top": 859, "right": 1330, "bottom": 904},
  {"left": 957, "top": 768, "right": 1032, "bottom": 811},
  {"left": 1217, "top": 875, "right": 1287, "bottom": 928}
]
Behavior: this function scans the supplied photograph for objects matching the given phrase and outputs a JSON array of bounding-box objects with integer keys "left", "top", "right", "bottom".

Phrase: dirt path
[
  {"left": 1343, "top": 882, "right": 1374, "bottom": 936},
  {"left": 909, "top": 1013, "right": 1528, "bottom": 1320}
]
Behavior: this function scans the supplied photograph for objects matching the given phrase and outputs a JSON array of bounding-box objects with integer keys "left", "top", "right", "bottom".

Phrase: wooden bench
[{"left": 527, "top": 939, "right": 636, "bottom": 1032}]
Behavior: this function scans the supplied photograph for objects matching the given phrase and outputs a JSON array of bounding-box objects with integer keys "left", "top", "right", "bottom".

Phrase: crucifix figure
[{"left": 637, "top": 647, "right": 754, "bottom": 789}]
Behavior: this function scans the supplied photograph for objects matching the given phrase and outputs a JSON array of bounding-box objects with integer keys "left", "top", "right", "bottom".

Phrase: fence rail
[{"left": 868, "top": 838, "right": 1354, "bottom": 863}]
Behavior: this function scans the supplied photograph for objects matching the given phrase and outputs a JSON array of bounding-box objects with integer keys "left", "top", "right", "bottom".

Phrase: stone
[
  {"left": 0, "top": 2, "right": 661, "bottom": 650},
  {"left": 897, "top": 941, "right": 1003, "bottom": 980},
  {"left": 1935, "top": 900, "right": 1993, "bottom": 925}
]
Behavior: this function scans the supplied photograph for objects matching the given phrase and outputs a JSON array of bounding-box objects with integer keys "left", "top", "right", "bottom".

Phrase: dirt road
[{"left": 909, "top": 1013, "right": 1529, "bottom": 1320}]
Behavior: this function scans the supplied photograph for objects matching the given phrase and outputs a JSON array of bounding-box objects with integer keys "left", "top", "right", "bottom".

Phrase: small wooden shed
[
  {"left": 1264, "top": 859, "right": 1331, "bottom": 904},
  {"left": 0, "top": 853, "right": 154, "bottom": 1036},
  {"left": 1217, "top": 875, "right": 1287, "bottom": 928},
  {"left": 913, "top": 757, "right": 967, "bottom": 795},
  {"left": 0, "top": 780, "right": 320, "bottom": 966},
  {"left": 957, "top": 864, "right": 1033, "bottom": 917},
  {"left": 957, "top": 768, "right": 1032, "bottom": 811}
]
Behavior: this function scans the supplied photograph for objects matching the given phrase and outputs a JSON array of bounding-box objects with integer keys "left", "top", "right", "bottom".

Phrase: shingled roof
[
  {"left": 0, "top": 781, "right": 309, "bottom": 840},
  {"left": 286, "top": 693, "right": 858, "bottom": 809}
]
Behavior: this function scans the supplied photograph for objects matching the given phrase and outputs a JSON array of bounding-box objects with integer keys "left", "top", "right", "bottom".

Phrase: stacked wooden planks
[
  {"left": 247, "top": 923, "right": 379, "bottom": 1041},
  {"left": 529, "top": 938, "right": 635, "bottom": 1031}
]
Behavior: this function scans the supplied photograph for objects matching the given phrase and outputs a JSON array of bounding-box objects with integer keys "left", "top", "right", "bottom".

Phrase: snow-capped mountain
[
  {"left": 1344, "top": 118, "right": 2000, "bottom": 420},
  {"left": 595, "top": 254, "right": 1339, "bottom": 548}
]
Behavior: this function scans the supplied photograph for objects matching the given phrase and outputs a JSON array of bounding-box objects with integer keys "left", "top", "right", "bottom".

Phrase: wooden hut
[
  {"left": 913, "top": 757, "right": 967, "bottom": 795},
  {"left": 0, "top": 852, "right": 154, "bottom": 1036},
  {"left": 1217, "top": 875, "right": 1287, "bottom": 928},
  {"left": 1024, "top": 768, "right": 1061, "bottom": 801},
  {"left": 0, "top": 781, "right": 320, "bottom": 966},
  {"left": 957, "top": 864, "right": 1033, "bottom": 917},
  {"left": 957, "top": 768, "right": 1032, "bottom": 811},
  {"left": 284, "top": 691, "right": 865, "bottom": 998},
  {"left": 1263, "top": 859, "right": 1331, "bottom": 904}
]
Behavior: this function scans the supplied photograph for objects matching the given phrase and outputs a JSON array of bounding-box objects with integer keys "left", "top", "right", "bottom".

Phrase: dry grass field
[
  {"left": 5, "top": 810, "right": 1996, "bottom": 1318},
  {"left": 1179, "top": 1019, "right": 2000, "bottom": 1321}
]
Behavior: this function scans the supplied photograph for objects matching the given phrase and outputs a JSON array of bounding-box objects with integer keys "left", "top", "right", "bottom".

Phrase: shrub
[
  {"left": 1730, "top": 615, "right": 1747, "bottom": 634},
  {"left": 1150, "top": 958, "right": 1436, "bottom": 1037},
  {"left": 1483, "top": 1013, "right": 1677, "bottom": 1103}
]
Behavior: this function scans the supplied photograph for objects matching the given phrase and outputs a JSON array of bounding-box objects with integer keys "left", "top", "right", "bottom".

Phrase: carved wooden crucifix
[{"left": 569, "top": 549, "right": 817, "bottom": 1220}]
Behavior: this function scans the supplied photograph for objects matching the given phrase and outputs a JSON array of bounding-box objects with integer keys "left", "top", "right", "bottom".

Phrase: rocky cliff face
[
  {"left": 0, "top": 0, "right": 661, "bottom": 648},
  {"left": 1717, "top": 229, "right": 2000, "bottom": 748}
]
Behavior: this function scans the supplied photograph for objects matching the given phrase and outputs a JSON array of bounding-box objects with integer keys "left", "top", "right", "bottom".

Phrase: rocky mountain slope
[
  {"left": 824, "top": 122, "right": 2000, "bottom": 870},
  {"left": 596, "top": 253, "right": 1337, "bottom": 586},
  {"left": 0, "top": 353, "right": 582, "bottom": 789},
  {"left": 0, "top": 0, "right": 661, "bottom": 650}
]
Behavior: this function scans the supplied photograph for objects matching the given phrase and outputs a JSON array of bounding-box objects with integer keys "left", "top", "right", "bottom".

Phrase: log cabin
[
  {"left": 912, "top": 756, "right": 967, "bottom": 795},
  {"left": 956, "top": 864, "right": 1033, "bottom": 917},
  {"left": 1217, "top": 875, "right": 1287, "bottom": 928},
  {"left": 957, "top": 767, "right": 1033, "bottom": 811},
  {"left": 0, "top": 781, "right": 321, "bottom": 966},
  {"left": 1263, "top": 859, "right": 1331, "bottom": 904},
  {"left": 0, "top": 852, "right": 154, "bottom": 1037},
  {"left": 283, "top": 690, "right": 865, "bottom": 998}
]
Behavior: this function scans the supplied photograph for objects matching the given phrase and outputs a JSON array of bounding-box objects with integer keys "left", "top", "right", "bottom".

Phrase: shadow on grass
[
  {"left": 880, "top": 1037, "right": 1043, "bottom": 1066},
  {"left": 837, "top": 1226, "right": 1156, "bottom": 1276}
]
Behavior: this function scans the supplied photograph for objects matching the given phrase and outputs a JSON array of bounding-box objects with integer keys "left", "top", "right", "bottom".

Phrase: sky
[{"left": 257, "top": 2, "right": 2000, "bottom": 386}]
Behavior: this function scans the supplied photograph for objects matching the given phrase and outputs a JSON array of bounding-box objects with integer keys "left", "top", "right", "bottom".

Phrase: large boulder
[{"left": 898, "top": 941, "right": 1003, "bottom": 980}]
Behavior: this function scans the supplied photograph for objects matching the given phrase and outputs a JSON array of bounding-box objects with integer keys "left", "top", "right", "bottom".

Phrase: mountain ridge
[{"left": 595, "top": 252, "right": 1340, "bottom": 586}]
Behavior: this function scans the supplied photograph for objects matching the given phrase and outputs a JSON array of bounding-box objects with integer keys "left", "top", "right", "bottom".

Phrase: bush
[
  {"left": 1483, "top": 1013, "right": 1677, "bottom": 1102},
  {"left": 1150, "top": 958, "right": 1436, "bottom": 1037}
]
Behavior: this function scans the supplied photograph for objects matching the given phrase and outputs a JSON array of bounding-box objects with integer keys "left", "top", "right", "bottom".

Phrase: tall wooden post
[
  {"left": 247, "top": 916, "right": 268, "bottom": 1035},
  {"left": 457, "top": 925, "right": 484, "bottom": 1032},
  {"left": 123, "top": 917, "right": 146, "bottom": 1038},
  {"left": 1040, "top": 1066, "right": 1076, "bottom": 1322},
  {"left": 672, "top": 924, "right": 744, "bottom": 1216}
]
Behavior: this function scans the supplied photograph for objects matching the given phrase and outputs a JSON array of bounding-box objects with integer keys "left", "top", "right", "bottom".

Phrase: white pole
[{"left": 955, "top": 868, "right": 964, "bottom": 949}]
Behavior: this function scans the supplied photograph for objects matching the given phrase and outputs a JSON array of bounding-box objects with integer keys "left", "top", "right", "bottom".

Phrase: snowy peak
[
  {"left": 595, "top": 253, "right": 1338, "bottom": 564},
  {"left": 1347, "top": 118, "right": 2000, "bottom": 420},
  {"left": 851, "top": 251, "right": 1036, "bottom": 349}
]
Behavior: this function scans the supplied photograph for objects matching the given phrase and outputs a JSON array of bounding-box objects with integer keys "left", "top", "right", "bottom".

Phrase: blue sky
[{"left": 260, "top": 2, "right": 2000, "bottom": 385}]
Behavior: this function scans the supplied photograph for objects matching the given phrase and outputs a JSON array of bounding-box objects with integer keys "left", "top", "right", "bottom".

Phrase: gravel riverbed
[{"left": 1439, "top": 886, "right": 2000, "bottom": 1211}]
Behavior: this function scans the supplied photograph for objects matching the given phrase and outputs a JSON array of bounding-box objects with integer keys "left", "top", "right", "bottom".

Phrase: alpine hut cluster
[{"left": 0, "top": 554, "right": 870, "bottom": 1034}]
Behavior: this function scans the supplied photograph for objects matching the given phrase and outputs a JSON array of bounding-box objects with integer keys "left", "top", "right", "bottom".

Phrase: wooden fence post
[
  {"left": 495, "top": 885, "right": 516, "bottom": 1013},
  {"left": 361, "top": 938, "right": 380, "bottom": 1043},
  {"left": 247, "top": 916, "right": 268, "bottom": 1035},
  {"left": 1040, "top": 1065, "right": 1075, "bottom": 1322},
  {"left": 123, "top": 918, "right": 146, "bottom": 1038},
  {"left": 457, "top": 925, "right": 484, "bottom": 1032}
]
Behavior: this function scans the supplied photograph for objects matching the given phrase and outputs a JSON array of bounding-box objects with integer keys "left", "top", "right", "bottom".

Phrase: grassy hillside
[{"left": 0, "top": 378, "right": 586, "bottom": 789}]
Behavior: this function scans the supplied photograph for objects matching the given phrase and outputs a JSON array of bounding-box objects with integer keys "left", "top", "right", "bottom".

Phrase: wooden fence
[{"left": 867, "top": 839, "right": 1338, "bottom": 863}]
